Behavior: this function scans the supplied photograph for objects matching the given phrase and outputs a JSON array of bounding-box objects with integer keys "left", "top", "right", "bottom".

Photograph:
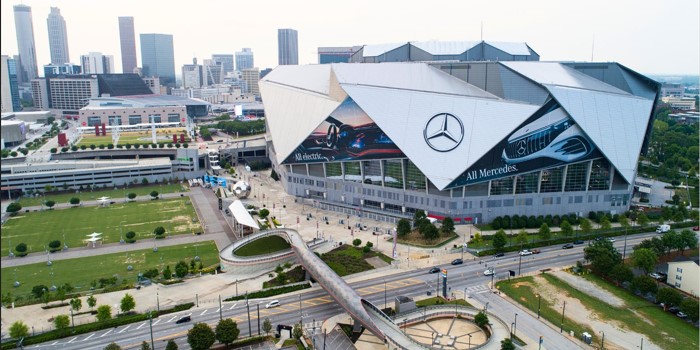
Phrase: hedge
[{"left": 224, "top": 282, "right": 310, "bottom": 301}]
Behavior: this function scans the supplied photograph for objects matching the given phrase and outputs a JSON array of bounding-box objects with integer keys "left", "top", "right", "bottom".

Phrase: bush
[
  {"left": 90, "top": 144, "right": 96, "bottom": 150},
  {"left": 107, "top": 144, "right": 114, "bottom": 149},
  {"left": 48, "top": 240, "right": 62, "bottom": 252},
  {"left": 153, "top": 226, "right": 165, "bottom": 238},
  {"left": 50, "top": 148, "right": 57, "bottom": 153},
  {"left": 6, "top": 202, "right": 22, "bottom": 214},
  {"left": 98, "top": 144, "right": 105, "bottom": 149},
  {"left": 125, "top": 231, "right": 136, "bottom": 243},
  {"left": 224, "top": 282, "right": 311, "bottom": 301},
  {"left": 15, "top": 243, "right": 28, "bottom": 256},
  {"left": 71, "top": 145, "right": 78, "bottom": 152}
]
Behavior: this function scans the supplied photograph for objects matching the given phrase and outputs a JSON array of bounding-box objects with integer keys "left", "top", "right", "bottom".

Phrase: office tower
[
  {"left": 47, "top": 7, "right": 70, "bottom": 64},
  {"left": 182, "top": 58, "right": 204, "bottom": 88},
  {"left": 118, "top": 17, "right": 138, "bottom": 74},
  {"left": 241, "top": 68, "right": 260, "bottom": 96},
  {"left": 80, "top": 52, "right": 114, "bottom": 74},
  {"left": 32, "top": 76, "right": 98, "bottom": 111},
  {"left": 278, "top": 29, "right": 298, "bottom": 65},
  {"left": 318, "top": 46, "right": 360, "bottom": 64},
  {"left": 235, "top": 48, "right": 254, "bottom": 71},
  {"left": 203, "top": 59, "right": 223, "bottom": 86},
  {"left": 43, "top": 63, "right": 81, "bottom": 76},
  {"left": 142, "top": 77, "right": 161, "bottom": 94},
  {"left": 1, "top": 56, "right": 22, "bottom": 112},
  {"left": 13, "top": 4, "right": 39, "bottom": 84},
  {"left": 140, "top": 33, "right": 175, "bottom": 87},
  {"left": 211, "top": 54, "right": 234, "bottom": 75}
]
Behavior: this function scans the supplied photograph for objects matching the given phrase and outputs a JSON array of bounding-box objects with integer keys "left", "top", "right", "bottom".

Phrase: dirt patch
[
  {"left": 552, "top": 270, "right": 625, "bottom": 308},
  {"left": 365, "top": 256, "right": 389, "bottom": 269}
]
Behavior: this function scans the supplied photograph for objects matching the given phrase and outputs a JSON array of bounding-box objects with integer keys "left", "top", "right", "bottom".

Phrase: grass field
[
  {"left": 2, "top": 198, "right": 202, "bottom": 256},
  {"left": 17, "top": 183, "right": 187, "bottom": 207},
  {"left": 0, "top": 241, "right": 219, "bottom": 298},
  {"left": 320, "top": 245, "right": 392, "bottom": 276},
  {"left": 76, "top": 129, "right": 191, "bottom": 147},
  {"left": 235, "top": 236, "right": 290, "bottom": 256},
  {"left": 416, "top": 297, "right": 473, "bottom": 308}
]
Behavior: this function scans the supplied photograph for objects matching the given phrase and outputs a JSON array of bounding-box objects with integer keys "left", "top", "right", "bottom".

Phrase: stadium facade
[{"left": 259, "top": 61, "right": 658, "bottom": 224}]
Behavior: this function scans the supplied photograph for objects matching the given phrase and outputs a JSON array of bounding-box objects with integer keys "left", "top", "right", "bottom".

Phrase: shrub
[
  {"left": 50, "top": 148, "right": 57, "bottom": 153},
  {"left": 125, "top": 144, "right": 132, "bottom": 149},
  {"left": 98, "top": 144, "right": 105, "bottom": 149},
  {"left": 90, "top": 144, "right": 96, "bottom": 150},
  {"left": 7, "top": 202, "right": 22, "bottom": 214},
  {"left": 107, "top": 144, "right": 114, "bottom": 149},
  {"left": 96, "top": 305, "right": 112, "bottom": 321},
  {"left": 71, "top": 145, "right": 78, "bottom": 151},
  {"left": 352, "top": 239, "right": 362, "bottom": 247},
  {"left": 15, "top": 243, "right": 28, "bottom": 256},
  {"left": 125, "top": 231, "right": 136, "bottom": 243},
  {"left": 60, "top": 148, "right": 68, "bottom": 153},
  {"left": 133, "top": 144, "right": 141, "bottom": 149},
  {"left": 48, "top": 240, "right": 62, "bottom": 252},
  {"left": 153, "top": 226, "right": 165, "bottom": 238}
]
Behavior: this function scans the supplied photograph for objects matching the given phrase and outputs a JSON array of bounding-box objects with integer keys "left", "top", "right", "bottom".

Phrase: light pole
[
  {"left": 384, "top": 280, "right": 387, "bottom": 307},
  {"left": 148, "top": 312, "right": 155, "bottom": 350},
  {"left": 156, "top": 290, "right": 160, "bottom": 313},
  {"left": 518, "top": 243, "right": 523, "bottom": 275},
  {"left": 513, "top": 313, "right": 518, "bottom": 339},
  {"left": 600, "top": 330, "right": 605, "bottom": 349},
  {"left": 119, "top": 220, "right": 127, "bottom": 244},
  {"left": 537, "top": 294, "right": 541, "bottom": 319},
  {"left": 468, "top": 334, "right": 472, "bottom": 349},
  {"left": 510, "top": 322, "right": 515, "bottom": 340},
  {"left": 560, "top": 300, "right": 567, "bottom": 333}
]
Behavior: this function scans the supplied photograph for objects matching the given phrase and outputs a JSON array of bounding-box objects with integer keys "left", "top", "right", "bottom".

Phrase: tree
[
  {"left": 150, "top": 190, "right": 159, "bottom": 199},
  {"left": 635, "top": 237, "right": 666, "bottom": 257},
  {"left": 538, "top": 223, "right": 552, "bottom": 241},
  {"left": 15, "top": 243, "right": 28, "bottom": 256},
  {"left": 560, "top": 220, "right": 574, "bottom": 237},
  {"left": 9, "top": 321, "right": 29, "bottom": 339},
  {"left": 70, "top": 297, "right": 82, "bottom": 313},
  {"left": 413, "top": 210, "right": 427, "bottom": 228},
  {"left": 600, "top": 216, "right": 611, "bottom": 230},
  {"left": 618, "top": 216, "right": 629, "bottom": 230},
  {"left": 125, "top": 231, "right": 136, "bottom": 243},
  {"left": 352, "top": 238, "right": 362, "bottom": 247},
  {"left": 163, "top": 265, "right": 173, "bottom": 279},
  {"left": 500, "top": 338, "right": 516, "bottom": 350},
  {"left": 215, "top": 318, "right": 240, "bottom": 346},
  {"left": 120, "top": 293, "right": 136, "bottom": 314},
  {"left": 441, "top": 217, "right": 455, "bottom": 235},
  {"left": 49, "top": 240, "right": 62, "bottom": 252},
  {"left": 422, "top": 223, "right": 439, "bottom": 241},
  {"left": 165, "top": 339, "right": 179, "bottom": 350},
  {"left": 140, "top": 341, "right": 151, "bottom": 350},
  {"left": 474, "top": 311, "right": 489, "bottom": 328},
  {"left": 680, "top": 298, "right": 699, "bottom": 322},
  {"left": 515, "top": 230, "right": 529, "bottom": 245},
  {"left": 263, "top": 318, "right": 273, "bottom": 336},
  {"left": 492, "top": 230, "right": 508, "bottom": 251},
  {"left": 87, "top": 295, "right": 97, "bottom": 310},
  {"left": 96, "top": 305, "right": 112, "bottom": 322},
  {"left": 154, "top": 226, "right": 166, "bottom": 238},
  {"left": 32, "top": 285, "right": 49, "bottom": 299},
  {"left": 293, "top": 323, "right": 303, "bottom": 339},
  {"left": 656, "top": 288, "right": 683, "bottom": 307},
  {"left": 396, "top": 219, "right": 411, "bottom": 237},
  {"left": 54, "top": 314, "right": 70, "bottom": 333},
  {"left": 661, "top": 231, "right": 680, "bottom": 256},
  {"left": 471, "top": 232, "right": 484, "bottom": 245},
  {"left": 127, "top": 193, "right": 137, "bottom": 201},
  {"left": 187, "top": 322, "right": 216, "bottom": 350},
  {"left": 45, "top": 200, "right": 56, "bottom": 209},
  {"left": 6, "top": 202, "right": 22, "bottom": 214},
  {"left": 69, "top": 197, "right": 80, "bottom": 206},
  {"left": 258, "top": 208, "right": 270, "bottom": 219},
  {"left": 678, "top": 229, "right": 699, "bottom": 255},
  {"left": 631, "top": 275, "right": 657, "bottom": 296},
  {"left": 584, "top": 239, "right": 621, "bottom": 275},
  {"left": 609, "top": 264, "right": 634, "bottom": 286},
  {"left": 175, "top": 261, "right": 189, "bottom": 278},
  {"left": 579, "top": 218, "right": 592, "bottom": 236},
  {"left": 104, "top": 343, "right": 122, "bottom": 350},
  {"left": 637, "top": 212, "right": 649, "bottom": 227},
  {"left": 631, "top": 248, "right": 658, "bottom": 274}
]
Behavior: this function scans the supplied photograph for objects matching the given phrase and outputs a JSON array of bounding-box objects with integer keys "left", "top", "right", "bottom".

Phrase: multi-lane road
[{"left": 25, "top": 232, "right": 658, "bottom": 350}]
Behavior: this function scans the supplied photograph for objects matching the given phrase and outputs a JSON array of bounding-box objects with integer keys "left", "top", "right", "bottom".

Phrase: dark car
[
  {"left": 668, "top": 306, "right": 680, "bottom": 314},
  {"left": 562, "top": 243, "right": 574, "bottom": 249},
  {"left": 573, "top": 240, "right": 584, "bottom": 245},
  {"left": 451, "top": 258, "right": 464, "bottom": 265},
  {"left": 429, "top": 267, "right": 440, "bottom": 274},
  {"left": 175, "top": 316, "right": 191, "bottom": 324},
  {"left": 495, "top": 252, "right": 505, "bottom": 257}
]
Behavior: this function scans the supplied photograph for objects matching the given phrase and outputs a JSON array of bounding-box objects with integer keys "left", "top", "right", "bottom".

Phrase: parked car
[
  {"left": 649, "top": 272, "right": 662, "bottom": 280},
  {"left": 677, "top": 311, "right": 688, "bottom": 319},
  {"left": 693, "top": 226, "right": 699, "bottom": 231},
  {"left": 429, "top": 267, "right": 440, "bottom": 274},
  {"left": 451, "top": 258, "right": 464, "bottom": 265},
  {"left": 594, "top": 236, "right": 604, "bottom": 241},
  {"left": 562, "top": 243, "right": 574, "bottom": 249},
  {"left": 573, "top": 240, "right": 584, "bottom": 245},
  {"left": 606, "top": 237, "right": 616, "bottom": 242},
  {"left": 519, "top": 250, "right": 533, "bottom": 256},
  {"left": 494, "top": 252, "right": 505, "bottom": 257},
  {"left": 175, "top": 316, "right": 191, "bottom": 324},
  {"left": 265, "top": 300, "right": 281, "bottom": 309},
  {"left": 483, "top": 268, "right": 495, "bottom": 276},
  {"left": 531, "top": 249, "right": 541, "bottom": 254},
  {"left": 668, "top": 306, "right": 680, "bottom": 314}
]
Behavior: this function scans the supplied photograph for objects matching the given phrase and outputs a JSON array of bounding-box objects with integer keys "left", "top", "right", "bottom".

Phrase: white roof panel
[
  {"left": 229, "top": 200, "right": 259, "bottom": 229},
  {"left": 503, "top": 62, "right": 630, "bottom": 95},
  {"left": 332, "top": 63, "right": 497, "bottom": 99},
  {"left": 262, "top": 65, "right": 332, "bottom": 95},
  {"left": 361, "top": 42, "right": 407, "bottom": 57},
  {"left": 411, "top": 41, "right": 479, "bottom": 55},
  {"left": 485, "top": 41, "right": 532, "bottom": 55}
]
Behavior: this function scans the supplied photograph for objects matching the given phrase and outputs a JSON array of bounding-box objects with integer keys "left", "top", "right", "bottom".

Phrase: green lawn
[
  {"left": 1, "top": 241, "right": 219, "bottom": 299},
  {"left": 320, "top": 245, "right": 392, "bottom": 276},
  {"left": 17, "top": 183, "right": 187, "bottom": 207},
  {"left": 2, "top": 198, "right": 202, "bottom": 256},
  {"left": 416, "top": 297, "right": 473, "bottom": 308},
  {"left": 76, "top": 129, "right": 192, "bottom": 147},
  {"left": 235, "top": 236, "right": 291, "bottom": 256}
]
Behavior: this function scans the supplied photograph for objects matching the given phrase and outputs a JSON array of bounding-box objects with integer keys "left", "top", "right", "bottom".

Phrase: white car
[
  {"left": 483, "top": 268, "right": 495, "bottom": 276},
  {"left": 265, "top": 300, "right": 280, "bottom": 309},
  {"left": 606, "top": 237, "right": 616, "bottom": 242},
  {"left": 519, "top": 250, "right": 533, "bottom": 256},
  {"left": 649, "top": 273, "right": 662, "bottom": 280}
]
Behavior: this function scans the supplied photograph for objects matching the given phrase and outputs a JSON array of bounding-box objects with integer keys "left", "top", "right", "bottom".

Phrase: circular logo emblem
[{"left": 423, "top": 113, "right": 464, "bottom": 152}]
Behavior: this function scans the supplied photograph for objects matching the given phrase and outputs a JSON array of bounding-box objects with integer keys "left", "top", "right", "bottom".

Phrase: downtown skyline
[{"left": 0, "top": 0, "right": 698, "bottom": 76}]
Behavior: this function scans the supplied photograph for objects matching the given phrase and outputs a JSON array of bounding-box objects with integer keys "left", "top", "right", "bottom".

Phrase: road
[{"left": 24, "top": 232, "right": 658, "bottom": 350}]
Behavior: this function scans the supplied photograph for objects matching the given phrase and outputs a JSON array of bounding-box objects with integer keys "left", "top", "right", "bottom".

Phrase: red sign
[{"left": 82, "top": 122, "right": 87, "bottom": 126}]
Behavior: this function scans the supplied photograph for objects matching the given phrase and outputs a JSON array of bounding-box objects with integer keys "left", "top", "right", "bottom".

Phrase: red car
[{"left": 693, "top": 226, "right": 699, "bottom": 231}]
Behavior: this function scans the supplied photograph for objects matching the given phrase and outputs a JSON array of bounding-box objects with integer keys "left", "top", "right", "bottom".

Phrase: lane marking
[
  {"left": 152, "top": 319, "right": 162, "bottom": 326},
  {"left": 136, "top": 322, "right": 147, "bottom": 330},
  {"left": 228, "top": 303, "right": 237, "bottom": 310},
  {"left": 215, "top": 307, "right": 221, "bottom": 313},
  {"left": 100, "top": 329, "right": 113, "bottom": 337},
  {"left": 67, "top": 337, "right": 78, "bottom": 343},
  {"left": 167, "top": 316, "right": 178, "bottom": 322},
  {"left": 84, "top": 333, "right": 95, "bottom": 340},
  {"left": 200, "top": 309, "right": 208, "bottom": 316},
  {"left": 118, "top": 325, "right": 131, "bottom": 333}
]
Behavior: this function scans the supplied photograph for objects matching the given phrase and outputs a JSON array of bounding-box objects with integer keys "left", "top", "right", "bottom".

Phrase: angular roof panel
[
  {"left": 502, "top": 62, "right": 630, "bottom": 95},
  {"left": 361, "top": 42, "right": 407, "bottom": 57},
  {"left": 485, "top": 41, "right": 532, "bottom": 55},
  {"left": 262, "top": 64, "right": 332, "bottom": 95},
  {"left": 411, "top": 41, "right": 479, "bottom": 55}
]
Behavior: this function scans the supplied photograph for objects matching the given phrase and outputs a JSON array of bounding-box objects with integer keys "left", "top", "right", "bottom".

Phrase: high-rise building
[
  {"left": 182, "top": 58, "right": 204, "bottom": 88},
  {"left": 1, "top": 56, "right": 22, "bottom": 112},
  {"left": 241, "top": 68, "right": 260, "bottom": 96},
  {"left": 140, "top": 33, "right": 176, "bottom": 87},
  {"left": 278, "top": 29, "right": 298, "bottom": 65},
  {"left": 118, "top": 17, "right": 138, "bottom": 74},
  {"left": 203, "top": 59, "right": 223, "bottom": 86},
  {"left": 47, "top": 7, "right": 70, "bottom": 65},
  {"left": 80, "top": 52, "right": 114, "bottom": 74},
  {"left": 13, "top": 4, "right": 39, "bottom": 84},
  {"left": 31, "top": 76, "right": 99, "bottom": 113},
  {"left": 44, "top": 63, "right": 81, "bottom": 76},
  {"left": 211, "top": 54, "right": 234, "bottom": 75},
  {"left": 235, "top": 48, "right": 254, "bottom": 71},
  {"left": 318, "top": 46, "right": 360, "bottom": 64}
]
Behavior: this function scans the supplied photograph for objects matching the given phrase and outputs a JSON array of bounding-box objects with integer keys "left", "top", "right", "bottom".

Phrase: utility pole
[
  {"left": 257, "top": 303, "right": 261, "bottom": 335},
  {"left": 518, "top": 243, "right": 523, "bottom": 275},
  {"left": 246, "top": 294, "right": 252, "bottom": 337},
  {"left": 219, "top": 295, "right": 223, "bottom": 321},
  {"left": 560, "top": 300, "right": 567, "bottom": 333},
  {"left": 299, "top": 294, "right": 303, "bottom": 326},
  {"left": 149, "top": 312, "right": 155, "bottom": 350}
]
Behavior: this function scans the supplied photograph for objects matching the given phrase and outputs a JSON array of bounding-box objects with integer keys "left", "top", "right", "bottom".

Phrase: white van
[{"left": 265, "top": 300, "right": 280, "bottom": 308}]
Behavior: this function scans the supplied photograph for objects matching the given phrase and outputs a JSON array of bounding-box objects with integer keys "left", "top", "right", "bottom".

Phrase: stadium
[{"left": 259, "top": 61, "right": 658, "bottom": 224}]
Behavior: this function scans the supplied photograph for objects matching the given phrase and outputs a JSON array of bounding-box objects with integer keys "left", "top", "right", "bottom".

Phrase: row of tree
[{"left": 395, "top": 210, "right": 455, "bottom": 241}]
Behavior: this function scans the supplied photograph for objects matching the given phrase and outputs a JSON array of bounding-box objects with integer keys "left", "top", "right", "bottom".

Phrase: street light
[
  {"left": 468, "top": 334, "right": 472, "bottom": 349},
  {"left": 537, "top": 294, "right": 541, "bottom": 319},
  {"left": 600, "top": 330, "right": 605, "bottom": 349},
  {"left": 514, "top": 313, "right": 518, "bottom": 339}
]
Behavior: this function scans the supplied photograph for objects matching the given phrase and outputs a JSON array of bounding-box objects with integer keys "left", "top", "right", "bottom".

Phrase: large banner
[
  {"left": 283, "top": 98, "right": 405, "bottom": 164},
  {"left": 448, "top": 99, "right": 602, "bottom": 187}
]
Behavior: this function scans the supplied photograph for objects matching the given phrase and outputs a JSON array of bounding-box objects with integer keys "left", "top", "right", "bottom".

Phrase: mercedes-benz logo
[{"left": 424, "top": 113, "right": 464, "bottom": 152}]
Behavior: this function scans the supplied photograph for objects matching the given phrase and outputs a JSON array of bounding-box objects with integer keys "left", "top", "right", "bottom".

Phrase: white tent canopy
[
  {"left": 86, "top": 232, "right": 102, "bottom": 238},
  {"left": 229, "top": 200, "right": 260, "bottom": 230}
]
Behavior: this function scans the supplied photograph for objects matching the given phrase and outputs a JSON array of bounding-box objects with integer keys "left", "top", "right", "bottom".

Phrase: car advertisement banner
[
  {"left": 448, "top": 99, "right": 602, "bottom": 187},
  {"left": 283, "top": 98, "right": 405, "bottom": 164}
]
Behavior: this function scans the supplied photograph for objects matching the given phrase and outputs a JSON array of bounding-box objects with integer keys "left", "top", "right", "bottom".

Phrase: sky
[{"left": 1, "top": 0, "right": 699, "bottom": 77}]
